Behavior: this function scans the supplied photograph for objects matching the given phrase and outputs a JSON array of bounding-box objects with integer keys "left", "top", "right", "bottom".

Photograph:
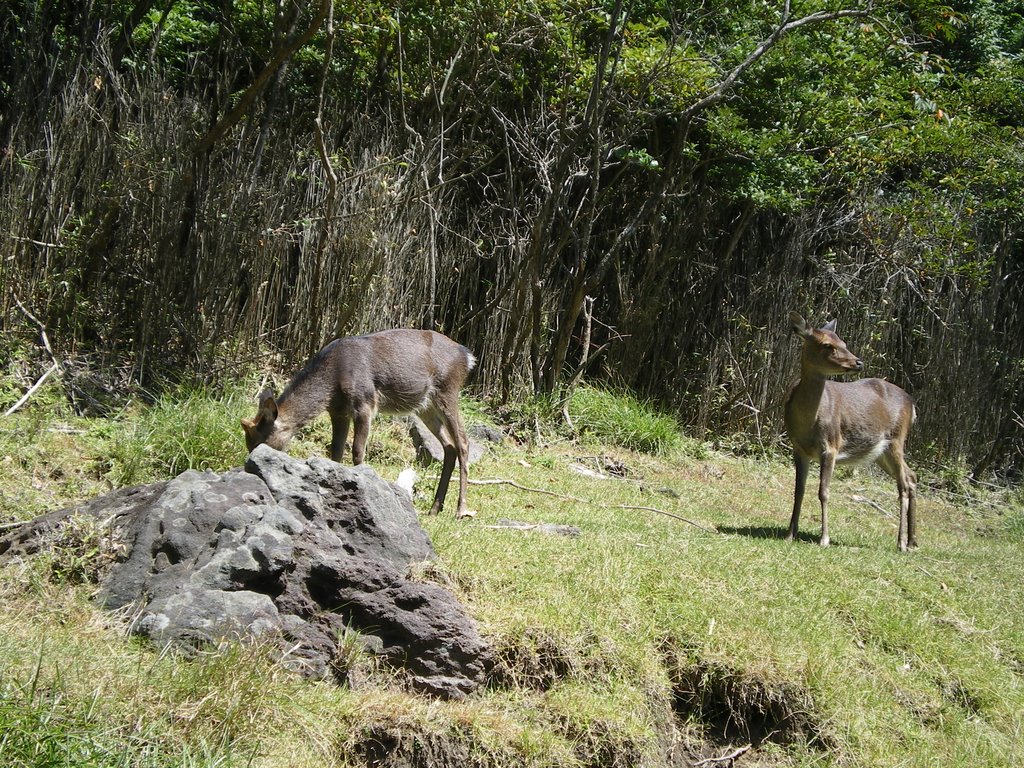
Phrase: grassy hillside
[{"left": 1, "top": 381, "right": 1022, "bottom": 767}]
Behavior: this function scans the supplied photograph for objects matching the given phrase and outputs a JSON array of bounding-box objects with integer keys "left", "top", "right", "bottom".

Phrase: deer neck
[
  {"left": 276, "top": 368, "right": 332, "bottom": 435},
  {"left": 790, "top": 359, "right": 830, "bottom": 416}
]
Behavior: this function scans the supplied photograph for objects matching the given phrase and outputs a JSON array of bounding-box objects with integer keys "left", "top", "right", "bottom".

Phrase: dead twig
[
  {"left": 3, "top": 362, "right": 59, "bottom": 417},
  {"left": 6, "top": 294, "right": 63, "bottom": 416},
  {"left": 469, "top": 478, "right": 588, "bottom": 503},
  {"left": 850, "top": 493, "right": 893, "bottom": 518},
  {"left": 612, "top": 504, "right": 717, "bottom": 534},
  {"left": 12, "top": 293, "right": 58, "bottom": 363},
  {"left": 693, "top": 744, "right": 752, "bottom": 766},
  {"left": 468, "top": 478, "right": 717, "bottom": 534},
  {"left": 562, "top": 295, "right": 596, "bottom": 431}
]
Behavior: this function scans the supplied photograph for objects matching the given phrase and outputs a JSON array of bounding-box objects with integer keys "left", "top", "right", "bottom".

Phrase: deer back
[{"left": 327, "top": 329, "right": 474, "bottom": 413}]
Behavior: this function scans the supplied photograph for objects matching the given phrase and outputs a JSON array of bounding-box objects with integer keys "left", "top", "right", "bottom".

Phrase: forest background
[{"left": 2, "top": 0, "right": 1023, "bottom": 480}]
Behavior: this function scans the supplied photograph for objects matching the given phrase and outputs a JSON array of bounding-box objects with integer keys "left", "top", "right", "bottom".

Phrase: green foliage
[
  {"left": 1005, "top": 511, "right": 1024, "bottom": 542},
  {"left": 4, "top": 0, "right": 1024, "bottom": 474},
  {"left": 102, "top": 386, "right": 250, "bottom": 487},
  {"left": 0, "top": 683, "right": 147, "bottom": 768},
  {"left": 567, "top": 385, "right": 698, "bottom": 456}
]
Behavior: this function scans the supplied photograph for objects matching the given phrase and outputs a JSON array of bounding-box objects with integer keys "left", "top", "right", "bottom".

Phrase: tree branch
[
  {"left": 693, "top": 744, "right": 752, "bottom": 766},
  {"left": 194, "top": 0, "right": 330, "bottom": 155},
  {"left": 679, "top": 2, "right": 873, "bottom": 122},
  {"left": 3, "top": 363, "right": 58, "bottom": 417}
]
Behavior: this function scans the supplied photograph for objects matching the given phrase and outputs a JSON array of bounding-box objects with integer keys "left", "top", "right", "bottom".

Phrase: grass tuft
[
  {"left": 568, "top": 385, "right": 704, "bottom": 457},
  {"left": 101, "top": 386, "right": 251, "bottom": 486}
]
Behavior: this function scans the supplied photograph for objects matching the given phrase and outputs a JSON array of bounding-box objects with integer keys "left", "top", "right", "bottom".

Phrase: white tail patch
[{"left": 466, "top": 351, "right": 478, "bottom": 371}]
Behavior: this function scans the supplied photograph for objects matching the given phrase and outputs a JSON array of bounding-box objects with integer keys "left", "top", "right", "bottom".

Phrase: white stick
[{"left": 4, "top": 362, "right": 59, "bottom": 417}]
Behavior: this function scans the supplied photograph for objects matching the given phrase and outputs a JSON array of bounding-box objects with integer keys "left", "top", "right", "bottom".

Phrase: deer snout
[{"left": 854, "top": 359, "right": 864, "bottom": 370}]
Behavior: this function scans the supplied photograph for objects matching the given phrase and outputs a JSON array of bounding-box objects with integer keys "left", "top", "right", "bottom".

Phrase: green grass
[
  {"left": 101, "top": 385, "right": 256, "bottom": 486},
  {"left": 1, "top": 383, "right": 1023, "bottom": 766},
  {"left": 567, "top": 384, "right": 699, "bottom": 456}
]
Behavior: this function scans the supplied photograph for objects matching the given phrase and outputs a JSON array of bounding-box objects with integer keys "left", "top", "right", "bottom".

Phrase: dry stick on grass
[
  {"left": 3, "top": 363, "right": 59, "bottom": 417},
  {"left": 851, "top": 493, "right": 894, "bottom": 518},
  {"left": 612, "top": 504, "right": 717, "bottom": 533},
  {"left": 5, "top": 294, "right": 62, "bottom": 417},
  {"left": 468, "top": 478, "right": 717, "bottom": 534},
  {"left": 693, "top": 744, "right": 752, "bottom": 766}
]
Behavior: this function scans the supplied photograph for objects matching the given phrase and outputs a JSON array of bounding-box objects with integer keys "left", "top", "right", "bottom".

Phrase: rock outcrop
[{"left": 0, "top": 445, "right": 491, "bottom": 699}]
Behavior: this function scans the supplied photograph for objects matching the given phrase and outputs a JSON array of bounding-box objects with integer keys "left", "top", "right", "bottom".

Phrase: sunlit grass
[
  {"left": 567, "top": 384, "right": 703, "bottom": 457},
  {"left": 1, "top": 383, "right": 1022, "bottom": 766}
]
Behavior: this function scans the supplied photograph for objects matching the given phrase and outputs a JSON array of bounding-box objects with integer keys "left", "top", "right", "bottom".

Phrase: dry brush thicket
[{"left": 1, "top": 6, "right": 1022, "bottom": 478}]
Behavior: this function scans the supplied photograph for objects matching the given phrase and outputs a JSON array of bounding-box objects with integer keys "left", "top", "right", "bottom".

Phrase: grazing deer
[
  {"left": 242, "top": 329, "right": 476, "bottom": 518},
  {"left": 784, "top": 312, "right": 918, "bottom": 550}
]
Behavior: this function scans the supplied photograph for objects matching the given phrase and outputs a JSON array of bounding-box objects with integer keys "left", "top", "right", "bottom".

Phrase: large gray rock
[
  {"left": 0, "top": 445, "right": 490, "bottom": 699},
  {"left": 406, "top": 416, "right": 490, "bottom": 466}
]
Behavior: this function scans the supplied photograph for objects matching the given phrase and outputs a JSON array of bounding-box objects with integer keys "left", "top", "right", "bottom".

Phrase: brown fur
[
  {"left": 784, "top": 312, "right": 918, "bottom": 551},
  {"left": 242, "top": 329, "right": 476, "bottom": 517}
]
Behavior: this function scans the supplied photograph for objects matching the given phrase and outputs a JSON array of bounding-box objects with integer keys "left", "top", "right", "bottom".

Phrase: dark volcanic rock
[{"left": 0, "top": 445, "right": 490, "bottom": 699}]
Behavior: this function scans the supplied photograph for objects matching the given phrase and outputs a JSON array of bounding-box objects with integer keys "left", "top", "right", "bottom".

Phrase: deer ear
[
  {"left": 241, "top": 417, "right": 255, "bottom": 432},
  {"left": 255, "top": 389, "right": 279, "bottom": 422},
  {"left": 821, "top": 319, "right": 838, "bottom": 333},
  {"left": 259, "top": 399, "right": 278, "bottom": 423},
  {"left": 790, "top": 312, "right": 813, "bottom": 338}
]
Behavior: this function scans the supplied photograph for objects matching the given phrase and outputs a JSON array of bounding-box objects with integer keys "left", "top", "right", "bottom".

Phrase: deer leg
[
  {"left": 906, "top": 466, "right": 918, "bottom": 549},
  {"left": 327, "top": 409, "right": 352, "bottom": 462},
  {"left": 418, "top": 407, "right": 452, "bottom": 515},
  {"left": 443, "top": 397, "right": 470, "bottom": 519},
  {"left": 897, "top": 462, "right": 919, "bottom": 552},
  {"left": 880, "top": 449, "right": 918, "bottom": 552},
  {"left": 351, "top": 403, "right": 374, "bottom": 465},
  {"left": 422, "top": 400, "right": 469, "bottom": 517},
  {"left": 818, "top": 450, "right": 835, "bottom": 547},
  {"left": 786, "top": 452, "right": 809, "bottom": 542},
  {"left": 428, "top": 397, "right": 470, "bottom": 517}
]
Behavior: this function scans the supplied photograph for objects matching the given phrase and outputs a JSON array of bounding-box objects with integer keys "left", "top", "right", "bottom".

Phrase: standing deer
[
  {"left": 241, "top": 329, "right": 476, "bottom": 518},
  {"left": 784, "top": 312, "right": 918, "bottom": 550}
]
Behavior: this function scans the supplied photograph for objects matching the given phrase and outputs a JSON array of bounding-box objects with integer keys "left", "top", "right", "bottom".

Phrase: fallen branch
[
  {"left": 469, "top": 478, "right": 588, "bottom": 503},
  {"left": 12, "top": 294, "right": 58, "bottom": 362},
  {"left": 0, "top": 519, "right": 32, "bottom": 531},
  {"left": 851, "top": 493, "right": 893, "bottom": 518},
  {"left": 612, "top": 504, "right": 717, "bottom": 534},
  {"left": 483, "top": 519, "right": 581, "bottom": 537},
  {"left": 3, "top": 362, "right": 58, "bottom": 417},
  {"left": 693, "top": 744, "right": 752, "bottom": 766},
  {"left": 468, "top": 478, "right": 716, "bottom": 534}
]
